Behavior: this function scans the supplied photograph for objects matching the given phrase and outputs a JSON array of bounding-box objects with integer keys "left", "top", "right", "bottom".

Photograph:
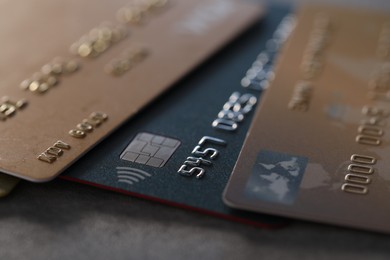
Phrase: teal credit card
[{"left": 62, "top": 5, "right": 294, "bottom": 228}]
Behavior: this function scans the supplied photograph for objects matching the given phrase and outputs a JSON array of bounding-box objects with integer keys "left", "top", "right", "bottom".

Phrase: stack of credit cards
[
  {"left": 1, "top": 0, "right": 389, "bottom": 233},
  {"left": 0, "top": 0, "right": 287, "bottom": 227}
]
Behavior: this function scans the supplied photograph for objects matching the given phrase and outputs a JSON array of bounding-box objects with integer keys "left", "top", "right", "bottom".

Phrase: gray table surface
[
  {"left": 1, "top": 0, "right": 390, "bottom": 259},
  {"left": 2, "top": 179, "right": 390, "bottom": 260}
]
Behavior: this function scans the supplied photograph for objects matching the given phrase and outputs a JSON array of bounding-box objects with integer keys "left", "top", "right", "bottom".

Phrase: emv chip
[{"left": 120, "top": 133, "right": 180, "bottom": 167}]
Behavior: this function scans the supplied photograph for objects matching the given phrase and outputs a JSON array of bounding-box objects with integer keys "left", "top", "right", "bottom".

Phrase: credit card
[
  {"left": 62, "top": 5, "right": 294, "bottom": 228},
  {"left": 224, "top": 5, "right": 390, "bottom": 233},
  {"left": 0, "top": 174, "right": 19, "bottom": 198},
  {"left": 0, "top": 0, "right": 262, "bottom": 182}
]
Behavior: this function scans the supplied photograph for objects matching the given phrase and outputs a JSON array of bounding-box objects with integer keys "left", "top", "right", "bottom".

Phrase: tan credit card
[
  {"left": 0, "top": 174, "right": 19, "bottom": 197},
  {"left": 0, "top": 0, "right": 263, "bottom": 182},
  {"left": 224, "top": 5, "right": 390, "bottom": 233}
]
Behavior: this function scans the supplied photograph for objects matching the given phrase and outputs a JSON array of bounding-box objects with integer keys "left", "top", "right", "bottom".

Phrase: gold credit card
[
  {"left": 0, "top": 173, "right": 19, "bottom": 197},
  {"left": 224, "top": 5, "right": 390, "bottom": 233},
  {"left": 0, "top": 0, "right": 263, "bottom": 182}
]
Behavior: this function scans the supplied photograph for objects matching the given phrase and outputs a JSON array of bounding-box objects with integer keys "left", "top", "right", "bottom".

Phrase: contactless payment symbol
[
  {"left": 116, "top": 167, "right": 152, "bottom": 185},
  {"left": 120, "top": 132, "right": 181, "bottom": 168},
  {"left": 245, "top": 150, "right": 308, "bottom": 205}
]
